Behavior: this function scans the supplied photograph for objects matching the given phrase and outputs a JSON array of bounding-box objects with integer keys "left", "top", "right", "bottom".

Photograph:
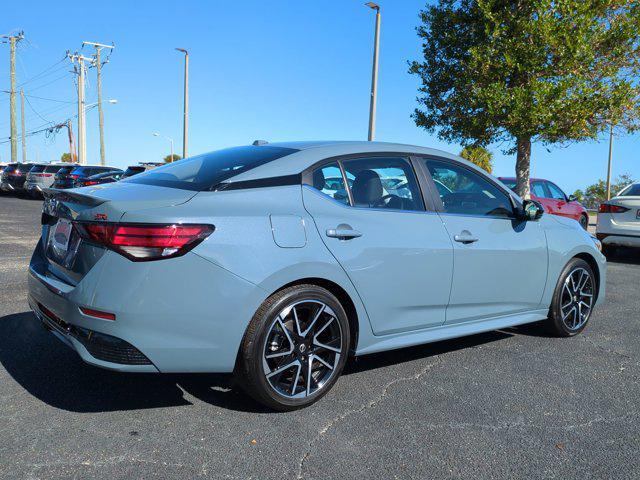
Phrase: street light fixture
[
  {"left": 153, "top": 132, "right": 175, "bottom": 162},
  {"left": 365, "top": 2, "right": 381, "bottom": 141},
  {"left": 175, "top": 48, "right": 189, "bottom": 159}
]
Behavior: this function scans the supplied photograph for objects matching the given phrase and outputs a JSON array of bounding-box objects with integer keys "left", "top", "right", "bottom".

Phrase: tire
[
  {"left": 547, "top": 258, "right": 596, "bottom": 337},
  {"left": 579, "top": 214, "right": 589, "bottom": 230},
  {"left": 235, "top": 284, "right": 350, "bottom": 411}
]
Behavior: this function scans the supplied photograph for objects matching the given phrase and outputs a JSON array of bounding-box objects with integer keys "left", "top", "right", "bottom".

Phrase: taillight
[
  {"left": 70, "top": 174, "right": 80, "bottom": 180},
  {"left": 84, "top": 180, "right": 99, "bottom": 186},
  {"left": 76, "top": 223, "right": 214, "bottom": 261},
  {"left": 599, "top": 203, "right": 629, "bottom": 214}
]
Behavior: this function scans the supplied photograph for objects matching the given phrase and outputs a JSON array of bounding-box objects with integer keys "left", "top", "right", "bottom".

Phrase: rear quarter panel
[{"left": 119, "top": 185, "right": 375, "bottom": 348}]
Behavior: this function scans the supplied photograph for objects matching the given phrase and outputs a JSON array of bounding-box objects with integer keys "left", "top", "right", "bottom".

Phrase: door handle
[
  {"left": 453, "top": 233, "right": 478, "bottom": 244},
  {"left": 326, "top": 228, "right": 362, "bottom": 240}
]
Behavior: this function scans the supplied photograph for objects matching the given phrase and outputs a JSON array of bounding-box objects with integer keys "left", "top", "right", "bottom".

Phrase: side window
[
  {"left": 425, "top": 160, "right": 514, "bottom": 218},
  {"left": 309, "top": 162, "right": 349, "bottom": 205},
  {"left": 341, "top": 157, "right": 424, "bottom": 211},
  {"left": 531, "top": 181, "right": 548, "bottom": 198},
  {"left": 546, "top": 182, "right": 566, "bottom": 200}
]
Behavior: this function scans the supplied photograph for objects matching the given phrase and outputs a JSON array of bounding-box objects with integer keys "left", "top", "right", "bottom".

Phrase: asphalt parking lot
[{"left": 1, "top": 194, "right": 639, "bottom": 480}]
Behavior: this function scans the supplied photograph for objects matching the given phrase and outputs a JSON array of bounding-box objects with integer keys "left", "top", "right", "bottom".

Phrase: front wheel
[
  {"left": 236, "top": 284, "right": 350, "bottom": 411},
  {"left": 547, "top": 258, "right": 596, "bottom": 337}
]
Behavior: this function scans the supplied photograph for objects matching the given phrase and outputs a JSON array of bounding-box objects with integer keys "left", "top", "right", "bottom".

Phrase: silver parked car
[
  {"left": 597, "top": 182, "right": 640, "bottom": 253},
  {"left": 28, "top": 141, "right": 606, "bottom": 410},
  {"left": 25, "top": 163, "right": 69, "bottom": 197}
]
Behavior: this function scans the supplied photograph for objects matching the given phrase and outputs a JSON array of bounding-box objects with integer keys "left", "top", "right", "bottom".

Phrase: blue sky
[{"left": 2, "top": 0, "right": 638, "bottom": 193}]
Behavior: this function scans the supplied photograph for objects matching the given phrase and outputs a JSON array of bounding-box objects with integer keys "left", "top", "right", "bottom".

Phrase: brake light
[
  {"left": 83, "top": 180, "right": 99, "bottom": 186},
  {"left": 76, "top": 223, "right": 214, "bottom": 261},
  {"left": 599, "top": 203, "right": 629, "bottom": 213}
]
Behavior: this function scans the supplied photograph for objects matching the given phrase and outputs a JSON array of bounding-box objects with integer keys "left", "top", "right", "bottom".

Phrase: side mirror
[{"left": 521, "top": 199, "right": 544, "bottom": 221}]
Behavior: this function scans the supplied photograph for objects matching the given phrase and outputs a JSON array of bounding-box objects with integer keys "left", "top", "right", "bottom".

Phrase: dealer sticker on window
[{"left": 48, "top": 218, "right": 73, "bottom": 256}]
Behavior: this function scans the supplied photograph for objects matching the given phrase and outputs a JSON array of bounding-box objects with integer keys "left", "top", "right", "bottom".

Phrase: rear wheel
[
  {"left": 236, "top": 284, "right": 350, "bottom": 411},
  {"left": 579, "top": 214, "right": 589, "bottom": 230},
  {"left": 547, "top": 258, "right": 596, "bottom": 337}
]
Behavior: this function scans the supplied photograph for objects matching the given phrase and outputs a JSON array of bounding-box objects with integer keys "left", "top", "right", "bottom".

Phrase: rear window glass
[
  {"left": 18, "top": 164, "right": 34, "bottom": 172},
  {"left": 620, "top": 184, "right": 640, "bottom": 196},
  {"left": 30, "top": 165, "right": 46, "bottom": 173},
  {"left": 57, "top": 167, "right": 73, "bottom": 175},
  {"left": 124, "top": 145, "right": 299, "bottom": 191},
  {"left": 44, "top": 165, "right": 64, "bottom": 173}
]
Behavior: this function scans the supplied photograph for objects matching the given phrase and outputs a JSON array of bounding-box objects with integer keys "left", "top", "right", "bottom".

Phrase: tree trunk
[{"left": 515, "top": 136, "right": 532, "bottom": 200}]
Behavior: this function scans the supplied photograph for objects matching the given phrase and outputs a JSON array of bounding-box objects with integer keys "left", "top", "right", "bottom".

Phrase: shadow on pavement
[
  {"left": 604, "top": 247, "right": 640, "bottom": 266},
  {"left": 1, "top": 310, "right": 516, "bottom": 414}
]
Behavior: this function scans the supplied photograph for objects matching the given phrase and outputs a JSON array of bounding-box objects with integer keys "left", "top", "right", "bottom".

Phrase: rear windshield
[
  {"left": 18, "top": 164, "right": 34, "bottom": 173},
  {"left": 44, "top": 165, "right": 64, "bottom": 173},
  {"left": 124, "top": 145, "right": 299, "bottom": 191},
  {"left": 57, "top": 167, "right": 73, "bottom": 175},
  {"left": 30, "top": 165, "right": 46, "bottom": 173},
  {"left": 620, "top": 184, "right": 640, "bottom": 197}
]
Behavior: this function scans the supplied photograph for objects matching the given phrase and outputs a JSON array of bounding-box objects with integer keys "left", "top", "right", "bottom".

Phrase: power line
[
  {"left": 24, "top": 94, "right": 74, "bottom": 104},
  {"left": 16, "top": 57, "right": 67, "bottom": 88}
]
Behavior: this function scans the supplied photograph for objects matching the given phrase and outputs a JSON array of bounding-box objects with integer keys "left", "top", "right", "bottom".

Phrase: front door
[
  {"left": 302, "top": 156, "right": 454, "bottom": 336},
  {"left": 422, "top": 159, "right": 548, "bottom": 324}
]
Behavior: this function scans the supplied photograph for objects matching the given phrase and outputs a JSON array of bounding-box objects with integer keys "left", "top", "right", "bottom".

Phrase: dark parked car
[
  {"left": 74, "top": 170, "right": 124, "bottom": 187},
  {"left": 52, "top": 165, "right": 122, "bottom": 189},
  {"left": 1, "top": 163, "right": 37, "bottom": 193},
  {"left": 121, "top": 163, "right": 162, "bottom": 178}
]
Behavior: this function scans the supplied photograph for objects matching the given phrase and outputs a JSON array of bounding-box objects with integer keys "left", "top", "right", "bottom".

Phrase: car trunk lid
[{"left": 40, "top": 184, "right": 198, "bottom": 286}]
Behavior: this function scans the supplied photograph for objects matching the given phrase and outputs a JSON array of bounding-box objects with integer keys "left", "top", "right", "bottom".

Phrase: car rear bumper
[
  {"left": 597, "top": 233, "right": 640, "bottom": 248},
  {"left": 1, "top": 180, "right": 17, "bottom": 191},
  {"left": 27, "top": 242, "right": 266, "bottom": 373}
]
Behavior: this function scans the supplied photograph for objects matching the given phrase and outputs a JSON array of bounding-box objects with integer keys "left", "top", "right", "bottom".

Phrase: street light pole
[
  {"left": 365, "top": 2, "right": 381, "bottom": 142},
  {"left": 153, "top": 132, "right": 175, "bottom": 162},
  {"left": 606, "top": 123, "right": 614, "bottom": 200},
  {"left": 176, "top": 48, "right": 189, "bottom": 158}
]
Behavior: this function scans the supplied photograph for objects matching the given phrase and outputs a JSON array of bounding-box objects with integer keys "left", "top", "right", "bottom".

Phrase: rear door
[
  {"left": 420, "top": 158, "right": 548, "bottom": 324},
  {"left": 302, "top": 155, "right": 454, "bottom": 336}
]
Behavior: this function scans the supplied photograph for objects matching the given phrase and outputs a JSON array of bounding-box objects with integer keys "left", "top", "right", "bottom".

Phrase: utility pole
[
  {"left": 20, "top": 89, "right": 26, "bottom": 162},
  {"left": 4, "top": 32, "right": 24, "bottom": 162},
  {"left": 365, "top": 3, "right": 381, "bottom": 142},
  {"left": 83, "top": 41, "right": 114, "bottom": 166},
  {"left": 68, "top": 52, "right": 92, "bottom": 165},
  {"left": 606, "top": 123, "right": 614, "bottom": 200},
  {"left": 176, "top": 48, "right": 189, "bottom": 158}
]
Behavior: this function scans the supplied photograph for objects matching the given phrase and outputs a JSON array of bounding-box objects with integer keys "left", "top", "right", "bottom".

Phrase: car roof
[{"left": 227, "top": 141, "right": 463, "bottom": 181}]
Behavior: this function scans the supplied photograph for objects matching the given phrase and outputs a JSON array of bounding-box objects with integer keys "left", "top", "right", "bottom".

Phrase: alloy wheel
[
  {"left": 262, "top": 300, "right": 343, "bottom": 399},
  {"left": 560, "top": 267, "right": 594, "bottom": 331}
]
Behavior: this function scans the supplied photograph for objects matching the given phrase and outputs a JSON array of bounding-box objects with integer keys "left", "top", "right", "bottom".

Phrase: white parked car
[{"left": 596, "top": 182, "right": 640, "bottom": 253}]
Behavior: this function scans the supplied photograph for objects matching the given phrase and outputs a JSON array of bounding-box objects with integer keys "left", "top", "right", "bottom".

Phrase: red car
[{"left": 498, "top": 177, "right": 589, "bottom": 230}]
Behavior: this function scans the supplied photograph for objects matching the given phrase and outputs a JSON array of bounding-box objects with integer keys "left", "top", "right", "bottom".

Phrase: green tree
[
  {"left": 60, "top": 152, "right": 77, "bottom": 163},
  {"left": 410, "top": 0, "right": 640, "bottom": 199},
  {"left": 459, "top": 145, "right": 493, "bottom": 173},
  {"left": 164, "top": 154, "right": 182, "bottom": 163},
  {"left": 573, "top": 173, "right": 634, "bottom": 209}
]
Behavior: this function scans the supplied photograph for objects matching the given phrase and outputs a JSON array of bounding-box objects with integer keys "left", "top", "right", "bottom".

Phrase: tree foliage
[
  {"left": 573, "top": 173, "right": 634, "bottom": 209},
  {"left": 60, "top": 152, "right": 77, "bottom": 163},
  {"left": 459, "top": 145, "right": 493, "bottom": 172},
  {"left": 410, "top": 0, "right": 640, "bottom": 198},
  {"left": 164, "top": 154, "right": 182, "bottom": 163}
]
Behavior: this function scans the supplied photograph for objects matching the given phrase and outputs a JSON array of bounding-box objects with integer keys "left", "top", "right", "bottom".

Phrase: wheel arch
[
  {"left": 271, "top": 277, "right": 360, "bottom": 354},
  {"left": 572, "top": 252, "right": 601, "bottom": 302}
]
